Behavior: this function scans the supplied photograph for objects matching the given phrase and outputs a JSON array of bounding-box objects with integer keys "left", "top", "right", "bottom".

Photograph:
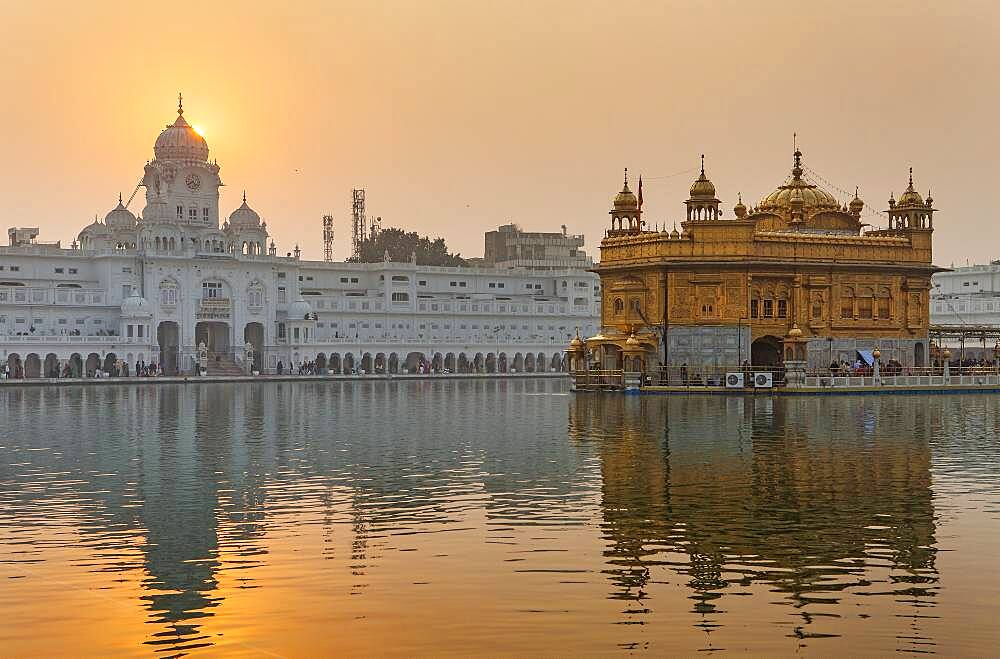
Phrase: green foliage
[{"left": 352, "top": 227, "right": 467, "bottom": 266}]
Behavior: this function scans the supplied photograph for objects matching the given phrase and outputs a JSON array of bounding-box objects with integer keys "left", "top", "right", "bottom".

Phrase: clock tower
[{"left": 141, "top": 94, "right": 222, "bottom": 227}]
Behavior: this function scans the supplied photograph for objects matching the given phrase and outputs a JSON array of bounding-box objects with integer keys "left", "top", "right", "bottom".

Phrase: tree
[{"left": 352, "top": 227, "right": 467, "bottom": 266}]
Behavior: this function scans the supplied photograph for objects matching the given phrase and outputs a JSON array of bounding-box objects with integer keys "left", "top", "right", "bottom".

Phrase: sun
[{"left": 193, "top": 124, "right": 206, "bottom": 137}]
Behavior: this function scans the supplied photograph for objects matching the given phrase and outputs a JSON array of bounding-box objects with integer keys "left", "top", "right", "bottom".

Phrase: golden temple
[{"left": 569, "top": 149, "right": 940, "bottom": 372}]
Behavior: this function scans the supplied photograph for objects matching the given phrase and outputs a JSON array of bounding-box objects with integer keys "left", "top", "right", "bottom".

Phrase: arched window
[
  {"left": 613, "top": 298, "right": 624, "bottom": 315},
  {"left": 247, "top": 282, "right": 264, "bottom": 308},
  {"left": 858, "top": 287, "right": 874, "bottom": 319},
  {"left": 876, "top": 288, "right": 892, "bottom": 319},
  {"left": 840, "top": 287, "right": 855, "bottom": 319},
  {"left": 811, "top": 293, "right": 823, "bottom": 319},
  {"left": 159, "top": 279, "right": 178, "bottom": 307}
]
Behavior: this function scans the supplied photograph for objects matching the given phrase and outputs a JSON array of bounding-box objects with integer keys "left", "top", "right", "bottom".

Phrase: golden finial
[
  {"left": 700, "top": 154, "right": 705, "bottom": 176},
  {"left": 623, "top": 167, "right": 628, "bottom": 187},
  {"left": 118, "top": 192, "right": 123, "bottom": 205},
  {"left": 908, "top": 167, "right": 914, "bottom": 189},
  {"left": 242, "top": 190, "right": 247, "bottom": 204},
  {"left": 177, "top": 92, "right": 184, "bottom": 115}
]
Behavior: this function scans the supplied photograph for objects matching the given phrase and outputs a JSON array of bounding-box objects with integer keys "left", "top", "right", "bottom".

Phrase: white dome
[
  {"left": 105, "top": 195, "right": 137, "bottom": 230},
  {"left": 79, "top": 220, "right": 111, "bottom": 239},
  {"left": 288, "top": 297, "right": 313, "bottom": 319},
  {"left": 121, "top": 294, "right": 152, "bottom": 317},
  {"left": 153, "top": 97, "right": 208, "bottom": 161},
  {"left": 228, "top": 193, "right": 261, "bottom": 229}
]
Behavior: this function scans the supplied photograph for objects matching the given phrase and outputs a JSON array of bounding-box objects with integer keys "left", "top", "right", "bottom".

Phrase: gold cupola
[
  {"left": 758, "top": 148, "right": 840, "bottom": 218},
  {"left": 685, "top": 155, "right": 721, "bottom": 221}
]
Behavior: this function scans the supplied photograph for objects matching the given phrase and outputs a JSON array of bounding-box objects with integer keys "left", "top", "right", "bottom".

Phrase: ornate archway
[{"left": 751, "top": 335, "right": 783, "bottom": 367}]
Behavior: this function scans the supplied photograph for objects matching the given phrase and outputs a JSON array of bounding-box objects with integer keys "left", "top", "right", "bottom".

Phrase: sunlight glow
[{"left": 193, "top": 124, "right": 205, "bottom": 137}]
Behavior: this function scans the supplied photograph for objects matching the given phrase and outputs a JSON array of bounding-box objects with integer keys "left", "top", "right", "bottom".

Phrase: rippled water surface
[{"left": 1, "top": 380, "right": 999, "bottom": 656}]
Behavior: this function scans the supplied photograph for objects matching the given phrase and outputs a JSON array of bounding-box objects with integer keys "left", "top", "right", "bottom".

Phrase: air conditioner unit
[
  {"left": 725, "top": 372, "right": 744, "bottom": 388},
  {"left": 753, "top": 371, "right": 773, "bottom": 388}
]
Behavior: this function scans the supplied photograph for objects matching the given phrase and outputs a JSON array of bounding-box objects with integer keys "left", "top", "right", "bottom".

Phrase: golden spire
[{"left": 177, "top": 92, "right": 184, "bottom": 116}]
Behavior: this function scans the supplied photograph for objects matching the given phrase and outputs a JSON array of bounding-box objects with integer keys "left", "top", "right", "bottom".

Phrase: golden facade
[{"left": 577, "top": 150, "right": 939, "bottom": 369}]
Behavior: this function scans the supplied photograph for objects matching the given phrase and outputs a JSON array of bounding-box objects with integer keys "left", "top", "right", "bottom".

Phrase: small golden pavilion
[{"left": 569, "top": 148, "right": 940, "bottom": 371}]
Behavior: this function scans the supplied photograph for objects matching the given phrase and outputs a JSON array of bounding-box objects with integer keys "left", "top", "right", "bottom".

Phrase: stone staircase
[{"left": 206, "top": 353, "right": 246, "bottom": 376}]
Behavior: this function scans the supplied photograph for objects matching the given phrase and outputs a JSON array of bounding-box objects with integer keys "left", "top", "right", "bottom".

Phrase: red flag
[{"left": 637, "top": 175, "right": 644, "bottom": 209}]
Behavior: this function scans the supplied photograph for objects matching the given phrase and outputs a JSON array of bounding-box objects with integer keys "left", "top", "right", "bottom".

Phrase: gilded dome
[
  {"left": 758, "top": 149, "right": 840, "bottom": 214},
  {"left": 897, "top": 168, "right": 924, "bottom": 207},
  {"left": 228, "top": 192, "right": 261, "bottom": 229},
  {"left": 104, "top": 194, "right": 137, "bottom": 230},
  {"left": 689, "top": 156, "right": 717, "bottom": 198},
  {"left": 733, "top": 192, "right": 747, "bottom": 218},
  {"left": 849, "top": 187, "right": 864, "bottom": 213},
  {"left": 613, "top": 171, "right": 638, "bottom": 211},
  {"left": 153, "top": 95, "right": 209, "bottom": 161}
]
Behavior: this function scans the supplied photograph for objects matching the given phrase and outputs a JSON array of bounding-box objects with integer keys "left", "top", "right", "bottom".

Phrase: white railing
[
  {"left": 0, "top": 335, "right": 150, "bottom": 344},
  {"left": 302, "top": 336, "right": 575, "bottom": 346}
]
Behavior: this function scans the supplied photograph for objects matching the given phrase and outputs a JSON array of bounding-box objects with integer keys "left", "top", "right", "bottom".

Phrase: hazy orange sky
[{"left": 2, "top": 0, "right": 998, "bottom": 265}]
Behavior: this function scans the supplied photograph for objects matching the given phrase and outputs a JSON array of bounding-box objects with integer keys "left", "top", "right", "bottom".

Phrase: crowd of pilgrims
[{"left": 0, "top": 359, "right": 162, "bottom": 379}]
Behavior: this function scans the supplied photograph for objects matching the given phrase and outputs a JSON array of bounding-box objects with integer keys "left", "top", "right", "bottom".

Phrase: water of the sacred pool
[{"left": 0, "top": 381, "right": 997, "bottom": 656}]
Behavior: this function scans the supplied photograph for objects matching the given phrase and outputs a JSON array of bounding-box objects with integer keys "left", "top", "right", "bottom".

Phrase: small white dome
[
  {"left": 288, "top": 297, "right": 313, "bottom": 319},
  {"left": 228, "top": 192, "right": 261, "bottom": 229},
  {"left": 105, "top": 195, "right": 137, "bottom": 230},
  {"left": 121, "top": 294, "right": 152, "bottom": 317},
  {"left": 79, "top": 220, "right": 111, "bottom": 239}
]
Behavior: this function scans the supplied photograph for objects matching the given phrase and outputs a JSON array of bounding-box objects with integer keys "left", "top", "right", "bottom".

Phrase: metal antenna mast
[
  {"left": 351, "top": 188, "right": 366, "bottom": 258},
  {"left": 322, "top": 214, "right": 334, "bottom": 262}
]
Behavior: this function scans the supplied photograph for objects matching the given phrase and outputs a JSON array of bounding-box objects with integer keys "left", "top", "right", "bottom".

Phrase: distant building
[
  {"left": 484, "top": 223, "right": 593, "bottom": 270},
  {"left": 931, "top": 262, "right": 1000, "bottom": 326},
  {"left": 0, "top": 99, "right": 600, "bottom": 378}
]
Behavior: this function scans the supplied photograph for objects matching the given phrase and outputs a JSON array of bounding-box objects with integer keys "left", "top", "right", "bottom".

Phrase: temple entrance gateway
[
  {"left": 751, "top": 336, "right": 782, "bottom": 367},
  {"left": 244, "top": 322, "right": 264, "bottom": 372},
  {"left": 157, "top": 321, "right": 180, "bottom": 375},
  {"left": 195, "top": 321, "right": 231, "bottom": 355}
]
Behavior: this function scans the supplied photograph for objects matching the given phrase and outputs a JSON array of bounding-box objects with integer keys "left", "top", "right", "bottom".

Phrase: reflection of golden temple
[
  {"left": 572, "top": 153, "right": 942, "bottom": 371},
  {"left": 568, "top": 394, "right": 939, "bottom": 642}
]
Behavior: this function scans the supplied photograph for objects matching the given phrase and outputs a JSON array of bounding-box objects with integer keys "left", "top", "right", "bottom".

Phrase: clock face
[{"left": 185, "top": 172, "right": 202, "bottom": 191}]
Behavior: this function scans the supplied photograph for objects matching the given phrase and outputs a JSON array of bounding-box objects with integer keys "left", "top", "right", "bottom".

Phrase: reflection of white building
[{"left": 0, "top": 99, "right": 599, "bottom": 377}]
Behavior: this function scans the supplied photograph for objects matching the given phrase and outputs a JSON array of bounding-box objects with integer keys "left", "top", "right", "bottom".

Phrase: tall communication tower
[
  {"left": 322, "top": 215, "right": 334, "bottom": 262},
  {"left": 351, "top": 189, "right": 366, "bottom": 258}
]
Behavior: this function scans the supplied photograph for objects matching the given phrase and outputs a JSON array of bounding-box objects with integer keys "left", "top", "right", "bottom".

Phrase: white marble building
[
  {"left": 0, "top": 99, "right": 599, "bottom": 377},
  {"left": 931, "top": 262, "right": 1000, "bottom": 324}
]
